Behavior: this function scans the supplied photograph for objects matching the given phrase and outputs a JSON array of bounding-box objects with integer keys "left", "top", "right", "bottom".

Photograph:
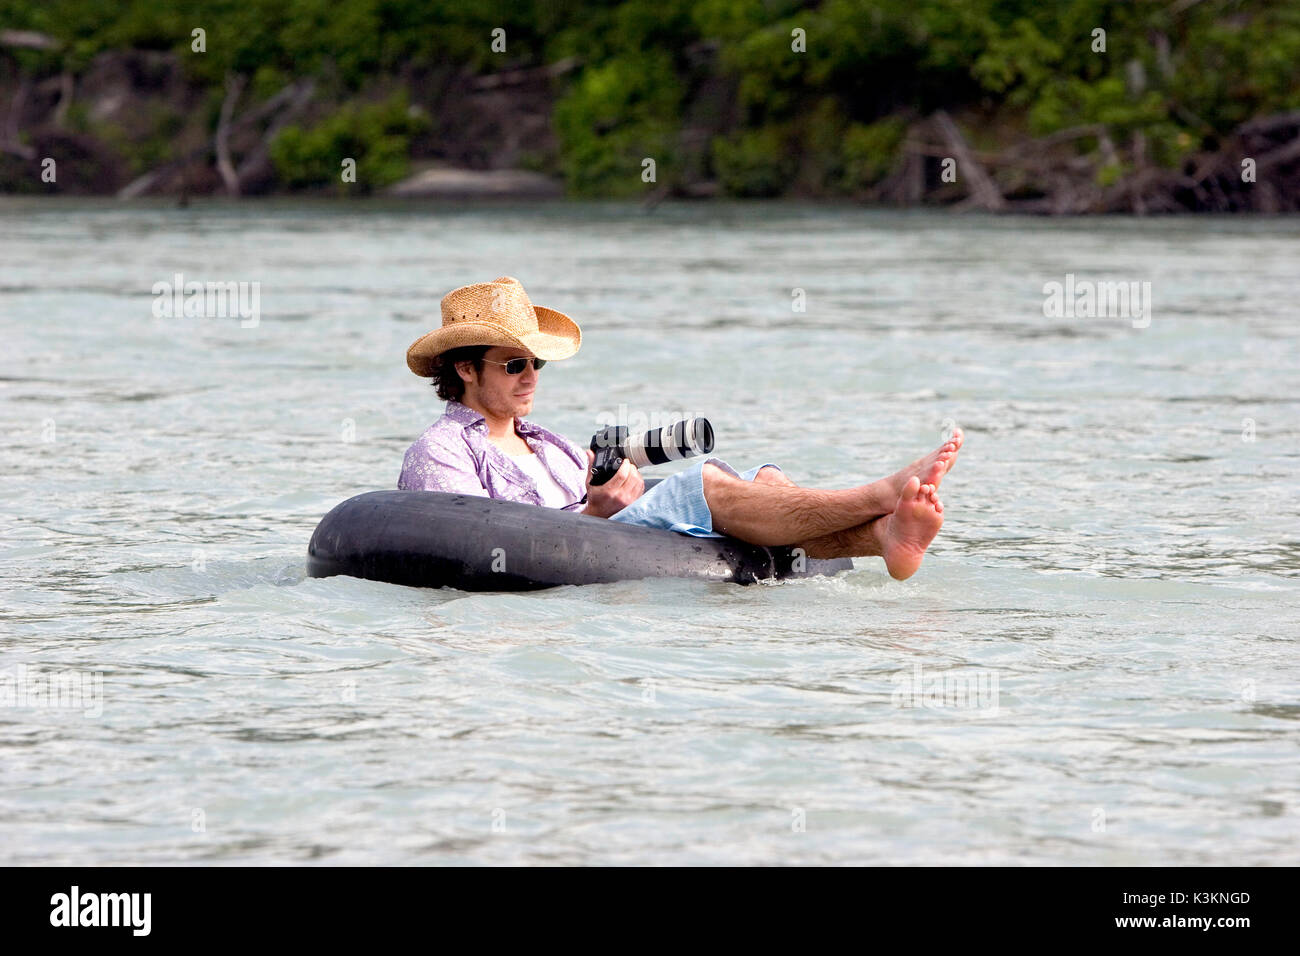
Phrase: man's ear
[{"left": 454, "top": 360, "right": 477, "bottom": 384}]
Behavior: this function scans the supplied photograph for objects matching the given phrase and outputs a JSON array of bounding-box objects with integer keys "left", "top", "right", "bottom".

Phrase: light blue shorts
[{"left": 608, "top": 458, "right": 782, "bottom": 538}]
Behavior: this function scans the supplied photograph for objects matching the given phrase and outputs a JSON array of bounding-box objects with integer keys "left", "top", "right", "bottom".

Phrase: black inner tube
[{"left": 307, "top": 490, "right": 853, "bottom": 591}]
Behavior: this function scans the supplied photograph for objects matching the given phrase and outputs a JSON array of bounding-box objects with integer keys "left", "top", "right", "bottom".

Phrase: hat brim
[{"left": 406, "top": 305, "right": 581, "bottom": 376}]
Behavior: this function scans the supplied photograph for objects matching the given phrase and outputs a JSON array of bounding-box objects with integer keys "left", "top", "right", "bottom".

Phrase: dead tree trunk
[{"left": 215, "top": 72, "right": 247, "bottom": 196}]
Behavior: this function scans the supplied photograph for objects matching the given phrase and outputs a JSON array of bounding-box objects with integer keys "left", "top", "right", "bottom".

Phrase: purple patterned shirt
[{"left": 398, "top": 399, "right": 589, "bottom": 511}]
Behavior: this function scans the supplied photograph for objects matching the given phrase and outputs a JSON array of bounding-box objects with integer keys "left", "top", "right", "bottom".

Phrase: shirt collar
[
  {"left": 444, "top": 399, "right": 484, "bottom": 428},
  {"left": 444, "top": 398, "right": 544, "bottom": 437}
]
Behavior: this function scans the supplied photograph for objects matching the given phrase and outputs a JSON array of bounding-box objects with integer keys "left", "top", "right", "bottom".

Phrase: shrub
[{"left": 270, "top": 92, "right": 427, "bottom": 192}]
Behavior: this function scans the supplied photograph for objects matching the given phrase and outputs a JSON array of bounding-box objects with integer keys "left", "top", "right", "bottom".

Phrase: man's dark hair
[{"left": 429, "top": 345, "right": 489, "bottom": 401}]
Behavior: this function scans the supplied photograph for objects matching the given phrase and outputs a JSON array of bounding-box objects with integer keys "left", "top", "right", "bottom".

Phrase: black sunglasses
[{"left": 482, "top": 356, "right": 547, "bottom": 374}]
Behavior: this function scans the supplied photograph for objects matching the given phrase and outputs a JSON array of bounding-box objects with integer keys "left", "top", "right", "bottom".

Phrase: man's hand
[{"left": 581, "top": 449, "right": 645, "bottom": 518}]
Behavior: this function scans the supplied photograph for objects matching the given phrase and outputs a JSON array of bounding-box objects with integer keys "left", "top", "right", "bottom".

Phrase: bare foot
[
  {"left": 892, "top": 426, "right": 963, "bottom": 494},
  {"left": 879, "top": 477, "right": 944, "bottom": 580}
]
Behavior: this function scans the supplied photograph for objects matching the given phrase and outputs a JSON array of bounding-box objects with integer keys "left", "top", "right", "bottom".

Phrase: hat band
[{"left": 445, "top": 317, "right": 541, "bottom": 339}]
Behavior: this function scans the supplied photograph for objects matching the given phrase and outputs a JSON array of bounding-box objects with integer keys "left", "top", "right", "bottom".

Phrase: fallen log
[
  {"left": 1237, "top": 111, "right": 1300, "bottom": 136},
  {"left": 1255, "top": 135, "right": 1300, "bottom": 171},
  {"left": 0, "top": 29, "right": 58, "bottom": 50},
  {"left": 471, "top": 56, "right": 581, "bottom": 90},
  {"left": 930, "top": 110, "right": 1005, "bottom": 211}
]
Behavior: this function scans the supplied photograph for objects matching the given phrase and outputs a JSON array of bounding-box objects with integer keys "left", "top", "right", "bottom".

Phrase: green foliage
[
  {"left": 553, "top": 52, "right": 684, "bottom": 197},
  {"left": 4, "top": 0, "right": 1300, "bottom": 194},
  {"left": 1096, "top": 161, "right": 1122, "bottom": 189},
  {"left": 971, "top": 18, "right": 1064, "bottom": 100},
  {"left": 95, "top": 107, "right": 185, "bottom": 176},
  {"left": 799, "top": 97, "right": 850, "bottom": 193},
  {"left": 726, "top": 19, "right": 814, "bottom": 121},
  {"left": 711, "top": 125, "right": 795, "bottom": 197},
  {"left": 841, "top": 116, "right": 907, "bottom": 191},
  {"left": 270, "top": 93, "right": 427, "bottom": 193}
]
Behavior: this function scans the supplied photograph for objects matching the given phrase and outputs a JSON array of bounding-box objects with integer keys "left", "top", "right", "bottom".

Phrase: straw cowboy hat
[{"left": 406, "top": 276, "right": 582, "bottom": 376}]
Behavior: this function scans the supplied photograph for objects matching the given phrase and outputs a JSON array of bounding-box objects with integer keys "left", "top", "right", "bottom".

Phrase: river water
[{"left": 2, "top": 198, "right": 1297, "bottom": 864}]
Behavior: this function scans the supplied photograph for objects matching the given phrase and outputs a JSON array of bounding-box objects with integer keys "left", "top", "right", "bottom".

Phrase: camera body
[
  {"left": 589, "top": 419, "right": 714, "bottom": 486},
  {"left": 589, "top": 425, "right": 631, "bottom": 487}
]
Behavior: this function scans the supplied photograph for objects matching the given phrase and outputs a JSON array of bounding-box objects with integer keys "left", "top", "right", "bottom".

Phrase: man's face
[{"left": 459, "top": 346, "right": 542, "bottom": 419}]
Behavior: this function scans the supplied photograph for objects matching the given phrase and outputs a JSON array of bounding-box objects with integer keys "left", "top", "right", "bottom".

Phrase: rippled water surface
[{"left": 2, "top": 199, "right": 1298, "bottom": 864}]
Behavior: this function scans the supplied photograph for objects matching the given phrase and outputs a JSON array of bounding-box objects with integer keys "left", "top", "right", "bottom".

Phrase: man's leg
[
  {"left": 740, "top": 428, "right": 960, "bottom": 522},
  {"left": 710, "top": 464, "right": 945, "bottom": 580},
  {"left": 702, "top": 463, "right": 900, "bottom": 544},
  {"left": 703, "top": 443, "right": 955, "bottom": 546},
  {"left": 751, "top": 465, "right": 793, "bottom": 487},
  {"left": 752, "top": 465, "right": 885, "bottom": 559}
]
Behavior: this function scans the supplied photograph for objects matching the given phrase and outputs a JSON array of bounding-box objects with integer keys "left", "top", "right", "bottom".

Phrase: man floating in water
[{"left": 399, "top": 277, "right": 961, "bottom": 580}]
